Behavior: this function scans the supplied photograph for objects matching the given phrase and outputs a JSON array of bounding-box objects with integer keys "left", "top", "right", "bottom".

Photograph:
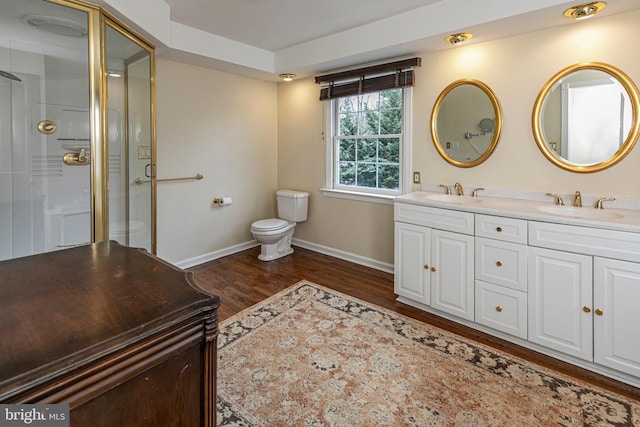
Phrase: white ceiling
[
  {"left": 152, "top": 0, "right": 640, "bottom": 79},
  {"left": 163, "top": 0, "right": 444, "bottom": 52},
  {"left": 5, "top": 0, "right": 640, "bottom": 81}
]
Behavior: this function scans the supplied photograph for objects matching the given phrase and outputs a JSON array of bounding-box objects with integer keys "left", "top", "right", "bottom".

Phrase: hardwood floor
[{"left": 189, "top": 245, "right": 640, "bottom": 402}]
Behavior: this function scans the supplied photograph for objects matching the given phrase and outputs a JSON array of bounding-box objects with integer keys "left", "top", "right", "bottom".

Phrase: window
[
  {"left": 316, "top": 57, "right": 419, "bottom": 203},
  {"left": 325, "top": 87, "right": 411, "bottom": 202}
]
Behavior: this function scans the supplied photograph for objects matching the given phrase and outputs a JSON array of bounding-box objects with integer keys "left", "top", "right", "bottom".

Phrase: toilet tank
[{"left": 276, "top": 190, "right": 309, "bottom": 222}]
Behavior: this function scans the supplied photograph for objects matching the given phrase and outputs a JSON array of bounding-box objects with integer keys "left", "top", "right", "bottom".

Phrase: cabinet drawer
[
  {"left": 475, "top": 214, "right": 527, "bottom": 244},
  {"left": 475, "top": 281, "right": 527, "bottom": 339},
  {"left": 529, "top": 221, "right": 640, "bottom": 263},
  {"left": 394, "top": 203, "right": 474, "bottom": 235},
  {"left": 475, "top": 238, "right": 527, "bottom": 291}
]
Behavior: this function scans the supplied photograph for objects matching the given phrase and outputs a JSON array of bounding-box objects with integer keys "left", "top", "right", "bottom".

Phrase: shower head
[{"left": 0, "top": 70, "right": 22, "bottom": 82}]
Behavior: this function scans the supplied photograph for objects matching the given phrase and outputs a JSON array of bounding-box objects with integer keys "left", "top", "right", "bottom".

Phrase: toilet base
[
  {"left": 257, "top": 230, "right": 295, "bottom": 261},
  {"left": 258, "top": 245, "right": 294, "bottom": 261}
]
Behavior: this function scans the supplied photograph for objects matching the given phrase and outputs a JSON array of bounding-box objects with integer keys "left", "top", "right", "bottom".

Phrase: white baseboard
[
  {"left": 174, "top": 240, "right": 260, "bottom": 269},
  {"left": 174, "top": 238, "right": 394, "bottom": 274},
  {"left": 292, "top": 238, "right": 394, "bottom": 274}
]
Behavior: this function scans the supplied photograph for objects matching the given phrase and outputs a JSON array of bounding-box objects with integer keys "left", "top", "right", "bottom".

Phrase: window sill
[{"left": 320, "top": 188, "right": 396, "bottom": 205}]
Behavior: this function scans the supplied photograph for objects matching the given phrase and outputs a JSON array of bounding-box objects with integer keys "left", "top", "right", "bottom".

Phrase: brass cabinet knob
[
  {"left": 430, "top": 266, "right": 437, "bottom": 272},
  {"left": 424, "top": 264, "right": 429, "bottom": 270},
  {"left": 496, "top": 261, "right": 503, "bottom": 267},
  {"left": 583, "top": 306, "right": 591, "bottom": 313},
  {"left": 495, "top": 306, "right": 503, "bottom": 312},
  {"left": 496, "top": 227, "right": 502, "bottom": 232},
  {"left": 595, "top": 308, "right": 604, "bottom": 316}
]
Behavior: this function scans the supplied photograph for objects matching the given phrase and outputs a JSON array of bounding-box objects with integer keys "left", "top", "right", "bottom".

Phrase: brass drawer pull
[
  {"left": 430, "top": 266, "right": 436, "bottom": 272},
  {"left": 496, "top": 227, "right": 502, "bottom": 232},
  {"left": 496, "top": 261, "right": 503, "bottom": 267},
  {"left": 583, "top": 306, "right": 591, "bottom": 313},
  {"left": 595, "top": 308, "right": 603, "bottom": 316},
  {"left": 495, "top": 306, "right": 503, "bottom": 312},
  {"left": 424, "top": 264, "right": 429, "bottom": 270}
]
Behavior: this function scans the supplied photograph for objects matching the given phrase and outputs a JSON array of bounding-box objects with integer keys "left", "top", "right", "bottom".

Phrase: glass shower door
[
  {"left": 0, "top": 0, "right": 91, "bottom": 261},
  {"left": 105, "top": 22, "right": 154, "bottom": 253},
  {"left": 0, "top": 0, "right": 156, "bottom": 261}
]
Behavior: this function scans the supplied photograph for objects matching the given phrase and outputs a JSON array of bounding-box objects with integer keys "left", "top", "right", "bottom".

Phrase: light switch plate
[{"left": 413, "top": 171, "right": 421, "bottom": 184}]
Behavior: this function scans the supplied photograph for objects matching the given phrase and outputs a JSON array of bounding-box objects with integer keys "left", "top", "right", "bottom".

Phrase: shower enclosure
[{"left": 0, "top": 0, "right": 155, "bottom": 261}]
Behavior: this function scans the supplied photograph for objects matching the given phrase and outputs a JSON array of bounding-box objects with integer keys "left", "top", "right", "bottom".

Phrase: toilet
[{"left": 251, "top": 190, "right": 309, "bottom": 261}]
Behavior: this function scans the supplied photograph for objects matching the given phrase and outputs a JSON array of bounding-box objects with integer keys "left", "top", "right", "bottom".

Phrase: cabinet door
[
  {"left": 430, "top": 229, "right": 474, "bottom": 321},
  {"left": 394, "top": 222, "right": 431, "bottom": 304},
  {"left": 528, "top": 247, "right": 593, "bottom": 361},
  {"left": 594, "top": 257, "right": 640, "bottom": 377}
]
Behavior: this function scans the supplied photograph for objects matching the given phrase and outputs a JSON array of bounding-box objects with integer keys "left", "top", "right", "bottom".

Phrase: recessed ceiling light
[
  {"left": 279, "top": 73, "right": 296, "bottom": 82},
  {"left": 445, "top": 33, "right": 473, "bottom": 46},
  {"left": 563, "top": 2, "right": 606, "bottom": 20}
]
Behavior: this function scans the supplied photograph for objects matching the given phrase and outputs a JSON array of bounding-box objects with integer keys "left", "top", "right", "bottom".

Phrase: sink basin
[
  {"left": 535, "top": 205, "right": 623, "bottom": 220},
  {"left": 425, "top": 194, "right": 482, "bottom": 204}
]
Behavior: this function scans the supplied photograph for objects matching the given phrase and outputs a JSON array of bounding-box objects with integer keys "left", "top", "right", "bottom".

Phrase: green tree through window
[{"left": 336, "top": 89, "right": 402, "bottom": 191}]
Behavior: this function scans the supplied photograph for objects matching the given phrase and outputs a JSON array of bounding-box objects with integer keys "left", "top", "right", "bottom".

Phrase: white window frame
[{"left": 322, "top": 87, "right": 412, "bottom": 205}]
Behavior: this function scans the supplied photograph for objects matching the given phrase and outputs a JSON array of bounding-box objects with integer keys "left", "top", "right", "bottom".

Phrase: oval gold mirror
[
  {"left": 431, "top": 79, "right": 502, "bottom": 167},
  {"left": 532, "top": 62, "right": 640, "bottom": 173}
]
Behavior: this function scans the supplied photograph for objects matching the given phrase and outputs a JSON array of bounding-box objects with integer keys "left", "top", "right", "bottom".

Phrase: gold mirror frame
[
  {"left": 430, "top": 79, "right": 502, "bottom": 168},
  {"left": 532, "top": 62, "right": 640, "bottom": 173}
]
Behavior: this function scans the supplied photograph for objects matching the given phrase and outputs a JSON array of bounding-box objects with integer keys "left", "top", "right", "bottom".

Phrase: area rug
[{"left": 216, "top": 280, "right": 640, "bottom": 426}]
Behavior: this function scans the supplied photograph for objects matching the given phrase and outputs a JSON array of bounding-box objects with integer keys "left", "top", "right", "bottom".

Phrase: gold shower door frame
[{"left": 49, "top": 0, "right": 157, "bottom": 253}]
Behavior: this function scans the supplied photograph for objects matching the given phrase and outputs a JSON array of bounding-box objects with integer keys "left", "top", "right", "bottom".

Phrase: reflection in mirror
[
  {"left": 532, "top": 62, "right": 640, "bottom": 173},
  {"left": 431, "top": 79, "right": 502, "bottom": 167}
]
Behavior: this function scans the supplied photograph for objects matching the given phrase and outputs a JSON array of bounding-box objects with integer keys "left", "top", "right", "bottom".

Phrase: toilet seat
[{"left": 251, "top": 218, "right": 288, "bottom": 232}]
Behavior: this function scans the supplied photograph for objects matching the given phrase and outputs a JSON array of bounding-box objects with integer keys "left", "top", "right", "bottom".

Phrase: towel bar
[{"left": 134, "top": 173, "right": 203, "bottom": 185}]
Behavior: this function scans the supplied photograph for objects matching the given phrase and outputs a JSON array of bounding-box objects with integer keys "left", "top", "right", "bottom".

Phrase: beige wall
[
  {"left": 152, "top": 10, "right": 640, "bottom": 268},
  {"left": 413, "top": 9, "right": 640, "bottom": 196},
  {"left": 277, "top": 78, "right": 395, "bottom": 267},
  {"left": 278, "top": 10, "right": 640, "bottom": 267},
  {"left": 155, "top": 59, "right": 278, "bottom": 263}
]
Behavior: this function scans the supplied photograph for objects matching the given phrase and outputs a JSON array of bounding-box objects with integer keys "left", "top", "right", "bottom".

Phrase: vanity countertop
[{"left": 395, "top": 191, "right": 640, "bottom": 234}]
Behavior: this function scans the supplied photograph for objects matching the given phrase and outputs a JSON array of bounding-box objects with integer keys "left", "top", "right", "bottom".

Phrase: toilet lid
[{"left": 252, "top": 218, "right": 288, "bottom": 231}]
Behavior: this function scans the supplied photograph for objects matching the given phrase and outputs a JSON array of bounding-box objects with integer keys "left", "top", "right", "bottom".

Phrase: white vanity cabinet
[
  {"left": 394, "top": 203, "right": 474, "bottom": 321},
  {"left": 594, "top": 257, "right": 640, "bottom": 377},
  {"left": 527, "top": 246, "right": 593, "bottom": 361},
  {"left": 430, "top": 229, "right": 474, "bottom": 320},
  {"left": 529, "top": 221, "right": 640, "bottom": 375},
  {"left": 393, "top": 191, "right": 640, "bottom": 387},
  {"left": 474, "top": 215, "right": 528, "bottom": 339},
  {"left": 394, "top": 222, "right": 431, "bottom": 305}
]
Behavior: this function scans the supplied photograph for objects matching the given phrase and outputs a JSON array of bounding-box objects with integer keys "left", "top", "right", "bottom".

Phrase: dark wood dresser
[{"left": 0, "top": 241, "right": 221, "bottom": 426}]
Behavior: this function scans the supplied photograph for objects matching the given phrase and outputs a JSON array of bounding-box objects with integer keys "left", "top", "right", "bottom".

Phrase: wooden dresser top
[{"left": 0, "top": 241, "right": 221, "bottom": 397}]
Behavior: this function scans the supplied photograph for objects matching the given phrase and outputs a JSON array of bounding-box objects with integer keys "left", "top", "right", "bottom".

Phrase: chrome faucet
[
  {"left": 454, "top": 182, "right": 464, "bottom": 196},
  {"left": 574, "top": 191, "right": 582, "bottom": 207}
]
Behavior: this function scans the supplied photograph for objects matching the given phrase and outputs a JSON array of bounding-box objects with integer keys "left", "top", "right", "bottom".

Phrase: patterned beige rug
[{"left": 217, "top": 281, "right": 640, "bottom": 426}]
